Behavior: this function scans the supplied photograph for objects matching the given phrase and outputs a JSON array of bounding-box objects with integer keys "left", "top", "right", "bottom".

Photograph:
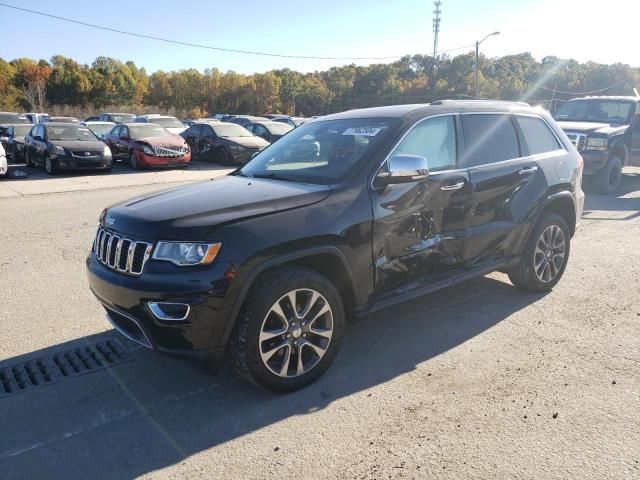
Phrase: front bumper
[
  {"left": 136, "top": 151, "right": 191, "bottom": 168},
  {"left": 55, "top": 154, "right": 111, "bottom": 170},
  {"left": 86, "top": 252, "right": 233, "bottom": 367},
  {"left": 581, "top": 151, "right": 609, "bottom": 175}
]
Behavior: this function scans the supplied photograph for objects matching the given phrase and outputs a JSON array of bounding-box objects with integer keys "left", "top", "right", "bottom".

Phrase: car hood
[
  {"left": 50, "top": 140, "right": 105, "bottom": 150},
  {"left": 135, "top": 135, "right": 186, "bottom": 147},
  {"left": 222, "top": 136, "right": 270, "bottom": 148},
  {"left": 102, "top": 175, "right": 331, "bottom": 239},
  {"left": 556, "top": 121, "right": 628, "bottom": 136}
]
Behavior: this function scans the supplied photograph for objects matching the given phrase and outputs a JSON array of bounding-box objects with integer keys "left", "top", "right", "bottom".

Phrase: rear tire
[
  {"left": 508, "top": 212, "right": 570, "bottom": 292},
  {"left": 592, "top": 155, "right": 622, "bottom": 194},
  {"left": 230, "top": 266, "right": 345, "bottom": 393}
]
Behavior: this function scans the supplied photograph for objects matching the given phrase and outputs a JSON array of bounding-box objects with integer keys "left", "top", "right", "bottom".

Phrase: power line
[
  {"left": 494, "top": 62, "right": 629, "bottom": 95},
  {"left": 0, "top": 2, "right": 451, "bottom": 62}
]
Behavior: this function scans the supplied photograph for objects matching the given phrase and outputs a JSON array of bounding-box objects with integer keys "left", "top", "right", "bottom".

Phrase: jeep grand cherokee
[{"left": 87, "top": 100, "right": 584, "bottom": 392}]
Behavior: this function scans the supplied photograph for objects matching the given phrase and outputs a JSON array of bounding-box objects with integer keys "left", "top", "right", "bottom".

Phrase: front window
[
  {"left": 239, "top": 118, "right": 396, "bottom": 184},
  {"left": 152, "top": 117, "right": 185, "bottom": 128},
  {"left": 46, "top": 125, "right": 98, "bottom": 141},
  {"left": 554, "top": 100, "right": 634, "bottom": 124},
  {"left": 129, "top": 125, "right": 173, "bottom": 139},
  {"left": 212, "top": 124, "right": 253, "bottom": 138}
]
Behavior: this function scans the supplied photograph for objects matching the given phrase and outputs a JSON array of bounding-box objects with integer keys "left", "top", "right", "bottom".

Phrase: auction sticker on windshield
[{"left": 342, "top": 127, "right": 382, "bottom": 136}]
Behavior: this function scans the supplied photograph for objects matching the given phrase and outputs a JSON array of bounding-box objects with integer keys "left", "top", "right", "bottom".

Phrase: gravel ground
[{"left": 0, "top": 166, "right": 638, "bottom": 479}]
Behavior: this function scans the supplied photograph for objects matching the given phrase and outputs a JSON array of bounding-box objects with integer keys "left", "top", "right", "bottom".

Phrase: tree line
[{"left": 1, "top": 52, "right": 638, "bottom": 118}]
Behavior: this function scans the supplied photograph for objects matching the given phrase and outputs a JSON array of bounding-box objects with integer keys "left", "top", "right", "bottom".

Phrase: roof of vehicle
[
  {"left": 321, "top": 100, "right": 540, "bottom": 121},
  {"left": 251, "top": 120, "right": 294, "bottom": 129},
  {"left": 83, "top": 121, "right": 115, "bottom": 125},
  {"left": 566, "top": 96, "right": 640, "bottom": 102},
  {"left": 121, "top": 122, "right": 161, "bottom": 127},
  {"left": 41, "top": 122, "right": 88, "bottom": 127},
  {"left": 102, "top": 112, "right": 135, "bottom": 115}
]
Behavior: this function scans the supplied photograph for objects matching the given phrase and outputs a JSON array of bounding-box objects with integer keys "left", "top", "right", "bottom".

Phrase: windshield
[
  {"left": 239, "top": 118, "right": 396, "bottom": 184},
  {"left": 12, "top": 125, "right": 32, "bottom": 136},
  {"left": 212, "top": 124, "right": 253, "bottom": 137},
  {"left": 152, "top": 117, "right": 184, "bottom": 128},
  {"left": 129, "top": 125, "right": 173, "bottom": 139},
  {"left": 47, "top": 125, "right": 98, "bottom": 141},
  {"left": 554, "top": 100, "right": 634, "bottom": 124},
  {"left": 86, "top": 124, "right": 114, "bottom": 135},
  {"left": 110, "top": 114, "right": 136, "bottom": 123},
  {"left": 266, "top": 123, "right": 293, "bottom": 135}
]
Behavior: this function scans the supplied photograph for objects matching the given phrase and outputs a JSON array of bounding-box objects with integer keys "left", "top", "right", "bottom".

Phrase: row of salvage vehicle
[{"left": 0, "top": 111, "right": 301, "bottom": 175}]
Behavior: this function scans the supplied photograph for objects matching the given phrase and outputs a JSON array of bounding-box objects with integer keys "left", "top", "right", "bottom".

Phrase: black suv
[
  {"left": 553, "top": 96, "right": 640, "bottom": 193},
  {"left": 87, "top": 101, "right": 584, "bottom": 392}
]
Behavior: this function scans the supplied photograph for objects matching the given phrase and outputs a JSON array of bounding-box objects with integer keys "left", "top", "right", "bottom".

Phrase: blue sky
[{"left": 0, "top": 0, "right": 638, "bottom": 73}]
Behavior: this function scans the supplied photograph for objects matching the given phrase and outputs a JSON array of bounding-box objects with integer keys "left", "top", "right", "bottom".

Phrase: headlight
[
  {"left": 152, "top": 242, "right": 222, "bottom": 266},
  {"left": 142, "top": 145, "right": 154, "bottom": 155},
  {"left": 53, "top": 145, "right": 65, "bottom": 155},
  {"left": 586, "top": 137, "right": 607, "bottom": 150},
  {"left": 229, "top": 145, "right": 245, "bottom": 151},
  {"left": 183, "top": 143, "right": 190, "bottom": 152},
  {"left": 103, "top": 145, "right": 112, "bottom": 159}
]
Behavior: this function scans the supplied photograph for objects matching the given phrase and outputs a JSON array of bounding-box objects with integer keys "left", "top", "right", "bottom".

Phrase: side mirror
[{"left": 376, "top": 154, "right": 429, "bottom": 186}]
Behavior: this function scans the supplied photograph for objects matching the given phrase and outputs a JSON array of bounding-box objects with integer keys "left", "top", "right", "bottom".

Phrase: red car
[{"left": 104, "top": 123, "right": 191, "bottom": 169}]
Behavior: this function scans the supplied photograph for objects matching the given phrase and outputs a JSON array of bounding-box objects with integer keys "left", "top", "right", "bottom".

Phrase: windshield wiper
[{"left": 251, "top": 172, "right": 297, "bottom": 182}]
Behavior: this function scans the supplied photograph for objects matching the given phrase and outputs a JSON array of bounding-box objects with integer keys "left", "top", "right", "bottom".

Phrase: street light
[{"left": 475, "top": 31, "right": 500, "bottom": 99}]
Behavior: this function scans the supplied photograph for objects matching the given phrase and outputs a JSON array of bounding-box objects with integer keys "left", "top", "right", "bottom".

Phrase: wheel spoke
[
  {"left": 279, "top": 345, "right": 292, "bottom": 376},
  {"left": 309, "top": 303, "right": 331, "bottom": 327},
  {"left": 287, "top": 291, "right": 299, "bottom": 318},
  {"left": 295, "top": 347, "right": 305, "bottom": 376},
  {"left": 309, "top": 327, "right": 332, "bottom": 339},
  {"left": 299, "top": 291, "right": 320, "bottom": 319},
  {"left": 270, "top": 301, "right": 289, "bottom": 328},
  {"left": 259, "top": 328, "right": 286, "bottom": 343},
  {"left": 301, "top": 339, "right": 326, "bottom": 358},
  {"left": 261, "top": 341, "right": 288, "bottom": 362}
]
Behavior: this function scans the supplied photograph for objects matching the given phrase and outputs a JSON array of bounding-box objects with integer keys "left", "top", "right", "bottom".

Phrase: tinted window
[
  {"left": 390, "top": 115, "right": 457, "bottom": 171},
  {"left": 516, "top": 116, "right": 561, "bottom": 155},
  {"left": 554, "top": 100, "right": 634, "bottom": 124},
  {"left": 461, "top": 114, "right": 520, "bottom": 167},
  {"left": 241, "top": 118, "right": 396, "bottom": 184}
]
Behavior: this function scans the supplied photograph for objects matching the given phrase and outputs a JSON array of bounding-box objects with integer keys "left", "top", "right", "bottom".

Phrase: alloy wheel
[
  {"left": 259, "top": 289, "right": 333, "bottom": 378},
  {"left": 534, "top": 224, "right": 566, "bottom": 283}
]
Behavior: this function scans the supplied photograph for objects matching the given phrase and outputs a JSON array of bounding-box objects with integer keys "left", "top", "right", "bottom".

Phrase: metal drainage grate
[{"left": 0, "top": 339, "right": 132, "bottom": 398}]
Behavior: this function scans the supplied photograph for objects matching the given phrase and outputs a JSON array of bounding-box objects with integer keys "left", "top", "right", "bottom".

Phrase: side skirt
[{"left": 353, "top": 256, "right": 520, "bottom": 319}]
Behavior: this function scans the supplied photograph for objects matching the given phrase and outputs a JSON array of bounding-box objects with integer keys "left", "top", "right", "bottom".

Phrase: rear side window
[
  {"left": 461, "top": 114, "right": 520, "bottom": 167},
  {"left": 516, "top": 116, "right": 561, "bottom": 155},
  {"left": 390, "top": 115, "right": 457, "bottom": 171}
]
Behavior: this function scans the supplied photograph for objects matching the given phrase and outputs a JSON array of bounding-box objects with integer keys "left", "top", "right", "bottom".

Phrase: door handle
[
  {"left": 518, "top": 166, "right": 538, "bottom": 175},
  {"left": 440, "top": 181, "right": 465, "bottom": 191}
]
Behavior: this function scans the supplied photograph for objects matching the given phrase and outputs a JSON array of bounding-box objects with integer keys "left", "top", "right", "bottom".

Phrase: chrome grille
[
  {"left": 152, "top": 146, "right": 188, "bottom": 157},
  {"left": 92, "top": 227, "right": 153, "bottom": 276},
  {"left": 565, "top": 132, "right": 587, "bottom": 152}
]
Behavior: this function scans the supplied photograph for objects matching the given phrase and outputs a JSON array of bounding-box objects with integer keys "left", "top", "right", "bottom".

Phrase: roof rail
[{"left": 431, "top": 99, "right": 531, "bottom": 107}]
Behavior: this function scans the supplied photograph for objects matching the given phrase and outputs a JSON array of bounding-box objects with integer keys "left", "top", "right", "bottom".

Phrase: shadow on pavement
[
  {"left": 0, "top": 275, "right": 546, "bottom": 479},
  {"left": 582, "top": 170, "right": 640, "bottom": 221}
]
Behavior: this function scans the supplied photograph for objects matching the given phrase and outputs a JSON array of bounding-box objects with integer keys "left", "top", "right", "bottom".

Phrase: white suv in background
[{"left": 134, "top": 115, "right": 186, "bottom": 134}]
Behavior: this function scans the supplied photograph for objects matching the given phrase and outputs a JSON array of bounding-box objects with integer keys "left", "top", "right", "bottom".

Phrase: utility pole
[
  {"left": 432, "top": 1, "right": 441, "bottom": 60},
  {"left": 430, "top": 1, "right": 442, "bottom": 92},
  {"left": 474, "top": 31, "right": 500, "bottom": 99}
]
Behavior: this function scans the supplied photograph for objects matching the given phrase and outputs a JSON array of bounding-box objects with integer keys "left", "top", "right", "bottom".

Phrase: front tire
[
  {"left": 44, "top": 155, "right": 58, "bottom": 175},
  {"left": 592, "top": 155, "right": 622, "bottom": 194},
  {"left": 129, "top": 150, "right": 141, "bottom": 170},
  {"left": 24, "top": 150, "right": 33, "bottom": 167},
  {"left": 508, "top": 212, "right": 570, "bottom": 292},
  {"left": 230, "top": 266, "right": 345, "bottom": 393}
]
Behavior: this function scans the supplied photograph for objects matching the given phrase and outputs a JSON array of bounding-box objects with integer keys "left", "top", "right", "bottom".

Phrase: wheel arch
[
  {"left": 539, "top": 191, "right": 576, "bottom": 237},
  {"left": 220, "top": 247, "right": 359, "bottom": 347},
  {"left": 609, "top": 141, "right": 628, "bottom": 166}
]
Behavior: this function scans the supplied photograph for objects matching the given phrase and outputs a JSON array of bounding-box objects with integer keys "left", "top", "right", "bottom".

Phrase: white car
[
  {"left": 0, "top": 143, "right": 7, "bottom": 177},
  {"left": 82, "top": 121, "right": 116, "bottom": 140},
  {"left": 134, "top": 115, "right": 186, "bottom": 134}
]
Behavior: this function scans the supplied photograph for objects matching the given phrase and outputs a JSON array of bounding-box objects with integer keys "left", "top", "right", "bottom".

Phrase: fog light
[{"left": 148, "top": 302, "right": 190, "bottom": 321}]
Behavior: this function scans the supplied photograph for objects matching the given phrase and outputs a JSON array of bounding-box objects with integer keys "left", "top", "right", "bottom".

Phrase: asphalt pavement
[{"left": 0, "top": 165, "right": 638, "bottom": 479}]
